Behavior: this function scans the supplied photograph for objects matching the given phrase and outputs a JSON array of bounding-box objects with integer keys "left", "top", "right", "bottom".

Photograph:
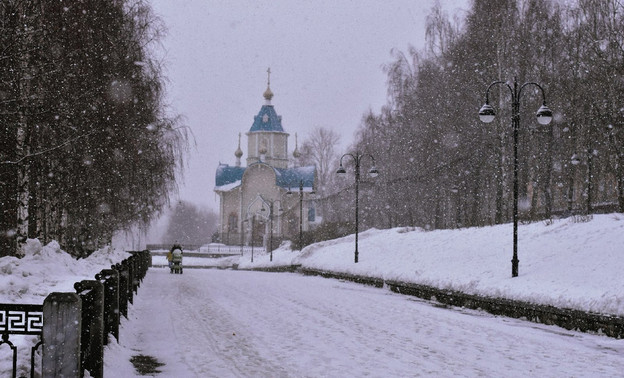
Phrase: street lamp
[
  {"left": 479, "top": 76, "right": 553, "bottom": 277},
  {"left": 336, "top": 152, "right": 379, "bottom": 263},
  {"left": 251, "top": 215, "right": 255, "bottom": 262},
  {"left": 261, "top": 202, "right": 276, "bottom": 261},
  {"left": 287, "top": 180, "right": 315, "bottom": 250},
  {"left": 260, "top": 194, "right": 290, "bottom": 261},
  {"left": 240, "top": 218, "right": 247, "bottom": 256},
  {"left": 270, "top": 202, "right": 274, "bottom": 261},
  {"left": 571, "top": 148, "right": 596, "bottom": 214}
]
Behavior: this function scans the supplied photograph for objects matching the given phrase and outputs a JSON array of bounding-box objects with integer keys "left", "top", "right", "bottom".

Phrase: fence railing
[
  {"left": 149, "top": 246, "right": 267, "bottom": 259},
  {"left": 1, "top": 249, "right": 151, "bottom": 378},
  {"left": 146, "top": 243, "right": 202, "bottom": 251},
  {"left": 200, "top": 245, "right": 266, "bottom": 255},
  {"left": 0, "top": 304, "right": 43, "bottom": 378},
  {"left": 147, "top": 244, "right": 267, "bottom": 255}
]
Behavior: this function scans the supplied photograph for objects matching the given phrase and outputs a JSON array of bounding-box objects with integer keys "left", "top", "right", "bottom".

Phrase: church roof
[
  {"left": 215, "top": 164, "right": 245, "bottom": 190},
  {"left": 274, "top": 165, "right": 315, "bottom": 191},
  {"left": 214, "top": 163, "right": 316, "bottom": 192},
  {"left": 249, "top": 105, "right": 284, "bottom": 133}
]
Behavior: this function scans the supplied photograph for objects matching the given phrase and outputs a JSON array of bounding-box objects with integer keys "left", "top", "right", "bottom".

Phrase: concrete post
[
  {"left": 97, "top": 269, "right": 120, "bottom": 343},
  {"left": 116, "top": 264, "right": 129, "bottom": 318},
  {"left": 75, "top": 280, "right": 104, "bottom": 378},
  {"left": 42, "top": 293, "right": 82, "bottom": 378}
]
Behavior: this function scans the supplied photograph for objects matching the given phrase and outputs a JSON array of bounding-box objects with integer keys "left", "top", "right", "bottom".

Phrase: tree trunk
[{"left": 15, "top": 2, "right": 32, "bottom": 256}]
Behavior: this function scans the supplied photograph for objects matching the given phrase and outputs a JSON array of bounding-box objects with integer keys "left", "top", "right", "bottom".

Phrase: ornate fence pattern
[
  {"left": 0, "top": 304, "right": 44, "bottom": 378},
  {"left": 0, "top": 304, "right": 43, "bottom": 335}
]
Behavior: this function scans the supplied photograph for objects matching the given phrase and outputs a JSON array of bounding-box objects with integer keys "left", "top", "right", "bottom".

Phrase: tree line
[
  {"left": 0, "top": 0, "right": 187, "bottom": 257},
  {"left": 312, "top": 0, "right": 624, "bottom": 232},
  {"left": 161, "top": 201, "right": 218, "bottom": 246}
]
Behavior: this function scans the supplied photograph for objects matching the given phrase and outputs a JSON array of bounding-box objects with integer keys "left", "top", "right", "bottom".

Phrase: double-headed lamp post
[
  {"left": 260, "top": 191, "right": 291, "bottom": 261},
  {"left": 336, "top": 152, "right": 379, "bottom": 263},
  {"left": 261, "top": 201, "right": 278, "bottom": 262},
  {"left": 479, "top": 76, "right": 553, "bottom": 277},
  {"left": 287, "top": 180, "right": 315, "bottom": 250}
]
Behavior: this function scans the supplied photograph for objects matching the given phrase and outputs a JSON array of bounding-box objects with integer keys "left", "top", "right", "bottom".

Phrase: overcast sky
[{"left": 148, "top": 0, "right": 470, "bottom": 212}]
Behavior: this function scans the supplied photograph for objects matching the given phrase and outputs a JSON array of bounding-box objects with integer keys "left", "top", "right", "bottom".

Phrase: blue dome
[
  {"left": 215, "top": 164, "right": 245, "bottom": 189},
  {"left": 250, "top": 105, "right": 284, "bottom": 132},
  {"left": 215, "top": 163, "right": 316, "bottom": 192},
  {"left": 274, "top": 166, "right": 315, "bottom": 190}
]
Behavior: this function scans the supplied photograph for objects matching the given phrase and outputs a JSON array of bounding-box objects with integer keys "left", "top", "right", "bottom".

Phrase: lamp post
[
  {"left": 262, "top": 196, "right": 290, "bottom": 261},
  {"left": 260, "top": 203, "right": 275, "bottom": 261},
  {"left": 287, "top": 180, "right": 315, "bottom": 250},
  {"left": 571, "top": 147, "right": 596, "bottom": 214},
  {"left": 240, "top": 218, "right": 246, "bottom": 256},
  {"left": 298, "top": 180, "right": 303, "bottom": 249},
  {"left": 240, "top": 216, "right": 259, "bottom": 258},
  {"left": 479, "top": 76, "right": 553, "bottom": 277},
  {"left": 251, "top": 215, "right": 255, "bottom": 263},
  {"left": 269, "top": 202, "right": 274, "bottom": 261},
  {"left": 336, "top": 152, "right": 379, "bottom": 263}
]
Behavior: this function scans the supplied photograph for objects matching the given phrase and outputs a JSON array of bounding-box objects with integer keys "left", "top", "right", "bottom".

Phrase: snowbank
[
  {"left": 1, "top": 215, "right": 622, "bottom": 376},
  {"left": 235, "top": 213, "right": 624, "bottom": 316},
  {"left": 0, "top": 240, "right": 131, "bottom": 304},
  {"left": 0, "top": 241, "right": 130, "bottom": 377}
]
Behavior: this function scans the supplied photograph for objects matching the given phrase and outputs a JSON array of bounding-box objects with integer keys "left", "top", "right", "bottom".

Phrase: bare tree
[
  {"left": 295, "top": 127, "right": 341, "bottom": 224},
  {"left": 0, "top": 0, "right": 188, "bottom": 257},
  {"left": 163, "top": 201, "right": 218, "bottom": 245},
  {"left": 345, "top": 0, "right": 624, "bottom": 233},
  {"left": 297, "top": 127, "right": 341, "bottom": 194}
]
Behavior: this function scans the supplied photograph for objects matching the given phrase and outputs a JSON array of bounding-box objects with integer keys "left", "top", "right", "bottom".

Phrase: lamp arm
[
  {"left": 484, "top": 80, "right": 512, "bottom": 103},
  {"left": 518, "top": 81, "right": 548, "bottom": 105},
  {"left": 339, "top": 153, "right": 357, "bottom": 166}
]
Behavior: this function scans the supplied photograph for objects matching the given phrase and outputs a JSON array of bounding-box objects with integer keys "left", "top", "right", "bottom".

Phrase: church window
[{"left": 228, "top": 213, "right": 238, "bottom": 233}]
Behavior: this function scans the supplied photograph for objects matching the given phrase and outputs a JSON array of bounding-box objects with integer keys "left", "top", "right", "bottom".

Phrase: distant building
[{"left": 214, "top": 70, "right": 316, "bottom": 248}]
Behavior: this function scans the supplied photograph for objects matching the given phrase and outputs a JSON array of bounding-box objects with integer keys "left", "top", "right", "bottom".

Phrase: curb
[
  {"left": 151, "top": 261, "right": 624, "bottom": 339},
  {"left": 299, "top": 268, "right": 624, "bottom": 339}
]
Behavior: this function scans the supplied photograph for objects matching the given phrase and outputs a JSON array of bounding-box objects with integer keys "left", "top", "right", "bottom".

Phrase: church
[{"left": 214, "top": 72, "right": 316, "bottom": 249}]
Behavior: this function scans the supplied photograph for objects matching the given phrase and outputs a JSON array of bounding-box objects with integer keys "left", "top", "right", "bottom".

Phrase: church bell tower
[{"left": 246, "top": 68, "right": 289, "bottom": 169}]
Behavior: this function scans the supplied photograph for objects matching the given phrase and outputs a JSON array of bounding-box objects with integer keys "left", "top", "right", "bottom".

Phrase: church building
[{"left": 214, "top": 72, "right": 316, "bottom": 248}]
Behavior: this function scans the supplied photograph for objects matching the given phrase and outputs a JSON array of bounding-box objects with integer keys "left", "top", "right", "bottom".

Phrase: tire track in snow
[
  {"left": 166, "top": 272, "right": 292, "bottom": 377},
  {"left": 114, "top": 268, "right": 624, "bottom": 377}
]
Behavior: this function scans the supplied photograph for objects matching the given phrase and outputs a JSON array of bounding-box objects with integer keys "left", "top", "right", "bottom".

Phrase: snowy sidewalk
[{"left": 103, "top": 268, "right": 624, "bottom": 378}]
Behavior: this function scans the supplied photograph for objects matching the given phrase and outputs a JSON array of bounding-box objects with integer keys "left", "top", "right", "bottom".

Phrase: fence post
[
  {"left": 42, "top": 293, "right": 82, "bottom": 378},
  {"left": 130, "top": 254, "right": 139, "bottom": 294},
  {"left": 114, "top": 263, "right": 129, "bottom": 318},
  {"left": 133, "top": 250, "right": 150, "bottom": 279},
  {"left": 125, "top": 259, "right": 135, "bottom": 304},
  {"left": 96, "top": 269, "right": 119, "bottom": 343},
  {"left": 75, "top": 280, "right": 104, "bottom": 378}
]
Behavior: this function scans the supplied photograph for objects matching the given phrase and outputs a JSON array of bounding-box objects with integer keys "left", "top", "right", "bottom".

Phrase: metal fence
[
  {"left": 146, "top": 244, "right": 267, "bottom": 255},
  {"left": 0, "top": 304, "right": 43, "bottom": 378},
  {"left": 1, "top": 250, "right": 150, "bottom": 378}
]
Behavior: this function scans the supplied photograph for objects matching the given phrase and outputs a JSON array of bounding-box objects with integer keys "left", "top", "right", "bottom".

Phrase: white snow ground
[
  {"left": 104, "top": 269, "right": 624, "bottom": 377},
  {"left": 1, "top": 213, "right": 623, "bottom": 377},
  {"left": 158, "top": 213, "right": 624, "bottom": 316}
]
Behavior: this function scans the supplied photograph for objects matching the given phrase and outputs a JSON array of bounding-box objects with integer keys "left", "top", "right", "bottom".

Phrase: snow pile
[
  {"left": 1, "top": 214, "right": 623, "bottom": 376},
  {"left": 0, "top": 240, "right": 130, "bottom": 304},
  {"left": 236, "top": 213, "right": 624, "bottom": 316},
  {"left": 0, "top": 241, "right": 130, "bottom": 377}
]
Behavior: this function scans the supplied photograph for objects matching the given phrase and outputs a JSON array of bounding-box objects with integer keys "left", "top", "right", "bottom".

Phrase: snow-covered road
[{"left": 105, "top": 268, "right": 623, "bottom": 377}]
